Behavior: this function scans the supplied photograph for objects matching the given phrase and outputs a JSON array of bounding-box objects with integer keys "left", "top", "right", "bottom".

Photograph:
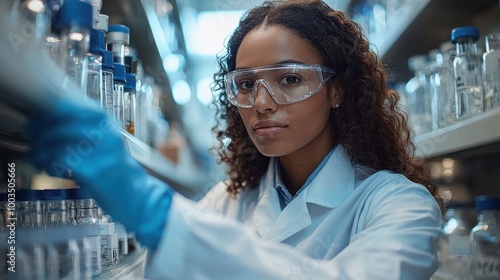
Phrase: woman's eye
[
  {"left": 238, "top": 80, "right": 255, "bottom": 90},
  {"left": 280, "top": 75, "right": 301, "bottom": 85}
]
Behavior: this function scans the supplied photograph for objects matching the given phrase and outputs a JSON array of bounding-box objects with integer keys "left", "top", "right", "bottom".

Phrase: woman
[{"left": 26, "top": 0, "right": 443, "bottom": 279}]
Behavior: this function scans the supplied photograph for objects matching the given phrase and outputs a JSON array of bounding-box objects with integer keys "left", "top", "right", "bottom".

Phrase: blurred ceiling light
[
  {"left": 189, "top": 10, "right": 244, "bottom": 56},
  {"left": 442, "top": 158, "right": 455, "bottom": 169},
  {"left": 196, "top": 77, "right": 213, "bottom": 105},
  {"left": 25, "top": 0, "right": 45, "bottom": 13},
  {"left": 172, "top": 79, "right": 191, "bottom": 105},
  {"left": 157, "top": 0, "right": 173, "bottom": 17},
  {"left": 163, "top": 53, "right": 184, "bottom": 73}
]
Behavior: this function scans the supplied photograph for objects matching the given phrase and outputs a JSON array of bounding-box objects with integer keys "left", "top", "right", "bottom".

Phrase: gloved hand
[{"left": 25, "top": 98, "right": 173, "bottom": 252}]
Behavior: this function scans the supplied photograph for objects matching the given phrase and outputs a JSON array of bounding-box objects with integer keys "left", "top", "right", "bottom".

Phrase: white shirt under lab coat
[{"left": 147, "top": 145, "right": 442, "bottom": 280}]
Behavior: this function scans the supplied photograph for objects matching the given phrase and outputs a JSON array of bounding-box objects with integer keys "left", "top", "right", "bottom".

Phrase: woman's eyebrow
[{"left": 234, "top": 60, "right": 306, "bottom": 70}]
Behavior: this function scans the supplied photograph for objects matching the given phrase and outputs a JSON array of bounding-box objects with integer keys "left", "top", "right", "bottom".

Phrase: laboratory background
[{"left": 0, "top": 0, "right": 500, "bottom": 279}]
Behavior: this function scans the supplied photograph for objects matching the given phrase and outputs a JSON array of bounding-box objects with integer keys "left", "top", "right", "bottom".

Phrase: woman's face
[{"left": 235, "top": 25, "right": 338, "bottom": 158}]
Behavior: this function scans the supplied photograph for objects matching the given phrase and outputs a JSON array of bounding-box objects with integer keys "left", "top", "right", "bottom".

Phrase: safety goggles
[{"left": 225, "top": 63, "right": 336, "bottom": 108}]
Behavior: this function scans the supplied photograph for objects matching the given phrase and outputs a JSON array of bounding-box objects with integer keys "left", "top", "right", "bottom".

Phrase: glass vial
[
  {"left": 483, "top": 33, "right": 500, "bottom": 110},
  {"left": 405, "top": 54, "right": 432, "bottom": 135},
  {"left": 76, "top": 192, "right": 102, "bottom": 277},
  {"left": 102, "top": 51, "right": 114, "bottom": 115},
  {"left": 106, "top": 24, "right": 130, "bottom": 65},
  {"left": 87, "top": 28, "right": 105, "bottom": 105},
  {"left": 113, "top": 63, "right": 126, "bottom": 127},
  {"left": 43, "top": 189, "right": 68, "bottom": 227},
  {"left": 470, "top": 196, "right": 500, "bottom": 280},
  {"left": 451, "top": 26, "right": 484, "bottom": 120},
  {"left": 52, "top": 0, "right": 93, "bottom": 94},
  {"left": 430, "top": 41, "right": 457, "bottom": 129},
  {"left": 439, "top": 202, "right": 475, "bottom": 279},
  {"left": 124, "top": 73, "right": 137, "bottom": 135}
]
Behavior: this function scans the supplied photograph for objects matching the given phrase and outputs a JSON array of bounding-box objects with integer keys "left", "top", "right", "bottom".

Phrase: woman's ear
[{"left": 329, "top": 81, "right": 344, "bottom": 109}]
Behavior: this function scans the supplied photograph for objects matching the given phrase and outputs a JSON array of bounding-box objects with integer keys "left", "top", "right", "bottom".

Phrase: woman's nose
[{"left": 252, "top": 80, "right": 278, "bottom": 112}]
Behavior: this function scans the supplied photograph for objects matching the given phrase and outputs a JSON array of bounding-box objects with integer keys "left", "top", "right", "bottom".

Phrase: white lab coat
[{"left": 147, "top": 145, "right": 442, "bottom": 279}]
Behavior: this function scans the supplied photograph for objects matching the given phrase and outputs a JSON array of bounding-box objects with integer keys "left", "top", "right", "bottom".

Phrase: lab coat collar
[{"left": 251, "top": 144, "right": 356, "bottom": 242}]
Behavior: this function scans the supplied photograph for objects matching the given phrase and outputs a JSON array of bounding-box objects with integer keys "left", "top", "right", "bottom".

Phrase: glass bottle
[
  {"left": 124, "top": 73, "right": 137, "bottom": 135},
  {"left": 43, "top": 189, "right": 69, "bottom": 227},
  {"left": 430, "top": 41, "right": 457, "bottom": 129},
  {"left": 405, "top": 54, "right": 432, "bottom": 135},
  {"left": 67, "top": 188, "right": 78, "bottom": 226},
  {"left": 16, "top": 189, "right": 43, "bottom": 228},
  {"left": 101, "top": 50, "right": 114, "bottom": 114},
  {"left": 86, "top": 28, "right": 105, "bottom": 105},
  {"left": 97, "top": 206, "right": 116, "bottom": 268},
  {"left": 451, "top": 26, "right": 484, "bottom": 120},
  {"left": 103, "top": 214, "right": 120, "bottom": 265},
  {"left": 470, "top": 196, "right": 500, "bottom": 280},
  {"left": 483, "top": 33, "right": 500, "bottom": 110},
  {"left": 113, "top": 63, "right": 126, "bottom": 127},
  {"left": 439, "top": 202, "right": 476, "bottom": 279},
  {"left": 135, "top": 71, "right": 154, "bottom": 145},
  {"left": 52, "top": 0, "right": 93, "bottom": 94},
  {"left": 76, "top": 190, "right": 102, "bottom": 277}
]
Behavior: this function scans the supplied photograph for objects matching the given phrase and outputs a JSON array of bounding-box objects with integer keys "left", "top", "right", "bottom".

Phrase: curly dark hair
[{"left": 210, "top": 0, "right": 442, "bottom": 210}]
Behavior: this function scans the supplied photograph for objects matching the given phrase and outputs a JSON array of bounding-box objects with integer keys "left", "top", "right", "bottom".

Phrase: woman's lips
[{"left": 253, "top": 120, "right": 287, "bottom": 137}]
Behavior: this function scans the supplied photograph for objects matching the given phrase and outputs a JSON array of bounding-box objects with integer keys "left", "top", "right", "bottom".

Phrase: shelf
[
  {"left": 370, "top": 0, "right": 431, "bottom": 58},
  {"left": 121, "top": 129, "right": 202, "bottom": 198},
  {"left": 414, "top": 107, "right": 500, "bottom": 159},
  {"left": 345, "top": 0, "right": 499, "bottom": 82},
  {"left": 0, "top": 3, "right": 203, "bottom": 198}
]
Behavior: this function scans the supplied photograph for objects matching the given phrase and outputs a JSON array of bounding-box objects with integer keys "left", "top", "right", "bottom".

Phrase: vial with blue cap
[
  {"left": 87, "top": 28, "right": 105, "bottom": 105},
  {"left": 102, "top": 51, "right": 115, "bottom": 115},
  {"left": 470, "top": 196, "right": 500, "bottom": 280},
  {"left": 483, "top": 33, "right": 500, "bottom": 111},
  {"left": 113, "top": 63, "right": 126, "bottom": 127},
  {"left": 451, "top": 25, "right": 484, "bottom": 120},
  {"left": 107, "top": 24, "right": 130, "bottom": 65},
  {"left": 124, "top": 73, "right": 137, "bottom": 135},
  {"left": 52, "top": 0, "right": 93, "bottom": 94}
]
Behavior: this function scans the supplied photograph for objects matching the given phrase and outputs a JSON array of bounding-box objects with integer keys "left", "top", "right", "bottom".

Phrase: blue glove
[{"left": 25, "top": 98, "right": 173, "bottom": 252}]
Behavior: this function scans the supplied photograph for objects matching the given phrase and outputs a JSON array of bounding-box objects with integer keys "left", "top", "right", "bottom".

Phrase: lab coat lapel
[
  {"left": 265, "top": 189, "right": 311, "bottom": 242},
  {"left": 251, "top": 158, "right": 282, "bottom": 239},
  {"left": 252, "top": 146, "right": 356, "bottom": 242}
]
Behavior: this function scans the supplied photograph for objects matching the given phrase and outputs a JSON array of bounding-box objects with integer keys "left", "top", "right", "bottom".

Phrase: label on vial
[
  {"left": 103, "top": 71, "right": 114, "bottom": 114},
  {"left": 88, "top": 235, "right": 102, "bottom": 276},
  {"left": 100, "top": 234, "right": 113, "bottom": 267},
  {"left": 472, "top": 255, "right": 500, "bottom": 279},
  {"left": 112, "top": 232, "right": 119, "bottom": 264},
  {"left": 456, "top": 85, "right": 484, "bottom": 118},
  {"left": 87, "top": 69, "right": 101, "bottom": 102}
]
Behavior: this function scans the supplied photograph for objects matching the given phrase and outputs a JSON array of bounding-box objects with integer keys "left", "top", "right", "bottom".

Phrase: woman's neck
[{"left": 278, "top": 138, "right": 335, "bottom": 196}]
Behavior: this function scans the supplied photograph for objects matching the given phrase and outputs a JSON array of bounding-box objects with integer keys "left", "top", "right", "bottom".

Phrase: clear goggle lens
[{"left": 225, "top": 64, "right": 335, "bottom": 108}]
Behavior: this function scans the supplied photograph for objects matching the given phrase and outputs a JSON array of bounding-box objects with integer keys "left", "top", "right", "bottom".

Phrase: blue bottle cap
[
  {"left": 43, "top": 189, "right": 69, "bottom": 201},
  {"left": 102, "top": 50, "right": 114, "bottom": 70},
  {"left": 53, "top": 0, "right": 93, "bottom": 31},
  {"left": 125, "top": 73, "right": 136, "bottom": 92},
  {"left": 67, "top": 188, "right": 93, "bottom": 200},
  {"left": 475, "top": 196, "right": 500, "bottom": 212},
  {"left": 17, "top": 189, "right": 43, "bottom": 201},
  {"left": 113, "top": 63, "right": 126, "bottom": 83},
  {"left": 108, "top": 24, "right": 130, "bottom": 34},
  {"left": 451, "top": 26, "right": 480, "bottom": 43},
  {"left": 89, "top": 28, "right": 106, "bottom": 55}
]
